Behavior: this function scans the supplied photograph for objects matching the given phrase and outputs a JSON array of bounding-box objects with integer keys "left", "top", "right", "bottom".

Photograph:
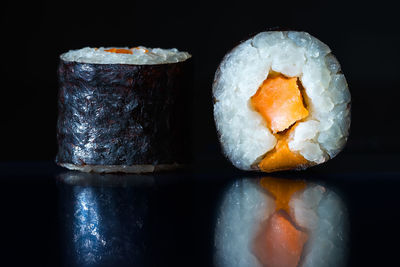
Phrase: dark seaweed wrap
[{"left": 56, "top": 58, "right": 192, "bottom": 169}]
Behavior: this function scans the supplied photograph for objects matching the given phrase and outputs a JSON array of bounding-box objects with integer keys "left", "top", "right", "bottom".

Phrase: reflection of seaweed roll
[
  {"left": 58, "top": 171, "right": 194, "bottom": 266},
  {"left": 57, "top": 47, "right": 192, "bottom": 173},
  {"left": 213, "top": 31, "right": 351, "bottom": 172},
  {"left": 57, "top": 172, "right": 154, "bottom": 266}
]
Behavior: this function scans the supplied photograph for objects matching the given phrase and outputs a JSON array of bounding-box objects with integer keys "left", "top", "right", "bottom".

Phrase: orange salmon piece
[
  {"left": 104, "top": 48, "right": 133, "bottom": 54},
  {"left": 260, "top": 177, "right": 306, "bottom": 214},
  {"left": 258, "top": 129, "right": 308, "bottom": 172},
  {"left": 251, "top": 75, "right": 308, "bottom": 134},
  {"left": 253, "top": 212, "right": 308, "bottom": 267}
]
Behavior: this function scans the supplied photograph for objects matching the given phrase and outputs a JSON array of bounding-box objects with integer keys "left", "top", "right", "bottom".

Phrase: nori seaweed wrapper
[{"left": 56, "top": 58, "right": 192, "bottom": 169}]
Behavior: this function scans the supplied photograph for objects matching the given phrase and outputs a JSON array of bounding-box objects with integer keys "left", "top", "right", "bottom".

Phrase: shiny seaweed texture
[
  {"left": 57, "top": 172, "right": 194, "bottom": 267},
  {"left": 56, "top": 59, "right": 192, "bottom": 167}
]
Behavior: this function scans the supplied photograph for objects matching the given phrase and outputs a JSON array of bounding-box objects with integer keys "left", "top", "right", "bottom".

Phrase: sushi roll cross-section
[
  {"left": 56, "top": 46, "right": 192, "bottom": 173},
  {"left": 213, "top": 31, "right": 351, "bottom": 172}
]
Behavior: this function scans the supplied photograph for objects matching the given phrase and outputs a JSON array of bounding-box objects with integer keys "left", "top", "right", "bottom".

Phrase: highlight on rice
[
  {"left": 56, "top": 46, "right": 192, "bottom": 173},
  {"left": 214, "top": 177, "right": 349, "bottom": 267},
  {"left": 60, "top": 46, "right": 191, "bottom": 65},
  {"left": 213, "top": 31, "right": 351, "bottom": 172}
]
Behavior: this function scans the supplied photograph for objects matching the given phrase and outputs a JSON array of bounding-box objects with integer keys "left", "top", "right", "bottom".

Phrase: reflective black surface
[{"left": 1, "top": 154, "right": 400, "bottom": 266}]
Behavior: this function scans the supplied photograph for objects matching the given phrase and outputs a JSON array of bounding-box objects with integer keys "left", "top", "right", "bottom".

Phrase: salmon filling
[
  {"left": 104, "top": 47, "right": 149, "bottom": 54},
  {"left": 250, "top": 73, "right": 309, "bottom": 172},
  {"left": 253, "top": 212, "right": 308, "bottom": 267},
  {"left": 253, "top": 177, "right": 308, "bottom": 267},
  {"left": 260, "top": 177, "right": 306, "bottom": 214}
]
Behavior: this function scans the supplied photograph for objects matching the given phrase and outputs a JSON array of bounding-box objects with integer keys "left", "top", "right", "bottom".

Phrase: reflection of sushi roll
[
  {"left": 57, "top": 47, "right": 192, "bottom": 173},
  {"left": 214, "top": 177, "right": 349, "bottom": 267},
  {"left": 57, "top": 172, "right": 154, "bottom": 266},
  {"left": 213, "top": 31, "right": 351, "bottom": 172},
  {"left": 58, "top": 171, "right": 194, "bottom": 266}
]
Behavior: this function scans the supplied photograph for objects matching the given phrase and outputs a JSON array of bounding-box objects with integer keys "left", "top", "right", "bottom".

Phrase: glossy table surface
[{"left": 0, "top": 153, "right": 399, "bottom": 266}]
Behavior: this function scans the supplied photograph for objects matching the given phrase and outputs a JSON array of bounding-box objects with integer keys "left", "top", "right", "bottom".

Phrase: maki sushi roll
[
  {"left": 214, "top": 177, "right": 349, "bottom": 267},
  {"left": 213, "top": 31, "right": 351, "bottom": 172},
  {"left": 57, "top": 46, "right": 192, "bottom": 173}
]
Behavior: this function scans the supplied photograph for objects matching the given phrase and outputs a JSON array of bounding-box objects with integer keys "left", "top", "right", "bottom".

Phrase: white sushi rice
[
  {"left": 60, "top": 47, "right": 191, "bottom": 65},
  {"left": 213, "top": 31, "right": 351, "bottom": 170}
]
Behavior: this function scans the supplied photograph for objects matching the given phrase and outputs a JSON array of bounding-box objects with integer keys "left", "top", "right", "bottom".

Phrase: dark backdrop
[
  {"left": 1, "top": 2, "right": 400, "bottom": 267},
  {"left": 1, "top": 0, "right": 398, "bottom": 162}
]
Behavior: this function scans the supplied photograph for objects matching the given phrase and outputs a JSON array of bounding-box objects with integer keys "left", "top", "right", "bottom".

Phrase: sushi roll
[
  {"left": 57, "top": 46, "right": 192, "bottom": 173},
  {"left": 213, "top": 31, "right": 351, "bottom": 172},
  {"left": 214, "top": 177, "right": 349, "bottom": 267}
]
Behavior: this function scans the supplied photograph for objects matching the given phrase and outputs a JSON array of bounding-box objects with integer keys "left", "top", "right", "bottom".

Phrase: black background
[
  {"left": 1, "top": 0, "right": 400, "bottom": 266},
  {"left": 2, "top": 0, "right": 400, "bottom": 162}
]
